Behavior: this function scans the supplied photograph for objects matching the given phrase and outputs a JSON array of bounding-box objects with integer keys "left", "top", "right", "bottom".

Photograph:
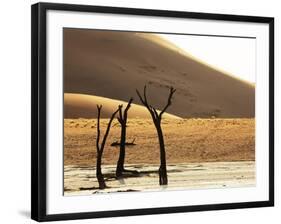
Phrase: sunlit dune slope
[{"left": 64, "top": 93, "right": 180, "bottom": 119}]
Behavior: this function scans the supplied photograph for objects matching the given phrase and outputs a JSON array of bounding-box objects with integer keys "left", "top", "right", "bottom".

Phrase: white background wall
[{"left": 0, "top": 0, "right": 279, "bottom": 223}]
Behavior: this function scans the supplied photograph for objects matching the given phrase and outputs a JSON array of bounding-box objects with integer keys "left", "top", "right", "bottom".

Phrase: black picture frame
[{"left": 31, "top": 2, "right": 274, "bottom": 222}]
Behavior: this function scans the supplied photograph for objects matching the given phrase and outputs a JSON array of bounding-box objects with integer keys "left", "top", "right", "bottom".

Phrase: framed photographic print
[{"left": 31, "top": 2, "right": 274, "bottom": 222}]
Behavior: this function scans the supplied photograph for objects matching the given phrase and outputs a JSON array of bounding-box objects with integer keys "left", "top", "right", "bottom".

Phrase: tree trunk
[
  {"left": 96, "top": 152, "right": 106, "bottom": 189},
  {"left": 136, "top": 86, "right": 175, "bottom": 186},
  {"left": 116, "top": 123, "right": 126, "bottom": 178},
  {"left": 155, "top": 122, "right": 168, "bottom": 185}
]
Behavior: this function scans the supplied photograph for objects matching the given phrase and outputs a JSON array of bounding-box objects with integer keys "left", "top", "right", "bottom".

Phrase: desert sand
[
  {"left": 64, "top": 29, "right": 255, "bottom": 118},
  {"left": 64, "top": 118, "right": 254, "bottom": 166}
]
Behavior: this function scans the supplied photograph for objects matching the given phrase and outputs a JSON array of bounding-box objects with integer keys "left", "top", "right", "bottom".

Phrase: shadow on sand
[{"left": 103, "top": 168, "right": 185, "bottom": 182}]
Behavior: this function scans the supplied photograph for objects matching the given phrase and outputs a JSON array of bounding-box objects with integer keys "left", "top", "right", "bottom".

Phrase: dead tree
[
  {"left": 116, "top": 98, "right": 138, "bottom": 178},
  {"left": 136, "top": 86, "right": 176, "bottom": 185},
  {"left": 96, "top": 105, "right": 119, "bottom": 189}
]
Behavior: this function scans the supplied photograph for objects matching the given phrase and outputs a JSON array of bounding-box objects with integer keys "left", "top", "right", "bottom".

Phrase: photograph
[
  {"left": 0, "top": 0, "right": 277, "bottom": 223},
  {"left": 63, "top": 28, "right": 256, "bottom": 196}
]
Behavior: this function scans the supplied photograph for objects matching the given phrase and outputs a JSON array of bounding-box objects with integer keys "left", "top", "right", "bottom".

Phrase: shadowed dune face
[{"left": 63, "top": 29, "right": 255, "bottom": 118}]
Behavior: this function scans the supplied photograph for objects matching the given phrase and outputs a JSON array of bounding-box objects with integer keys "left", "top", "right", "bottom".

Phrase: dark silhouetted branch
[
  {"left": 136, "top": 85, "right": 176, "bottom": 185},
  {"left": 95, "top": 105, "right": 119, "bottom": 189},
  {"left": 116, "top": 98, "right": 136, "bottom": 178}
]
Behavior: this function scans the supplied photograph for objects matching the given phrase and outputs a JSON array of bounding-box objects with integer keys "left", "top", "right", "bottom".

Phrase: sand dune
[
  {"left": 64, "top": 29, "right": 255, "bottom": 118},
  {"left": 64, "top": 93, "right": 180, "bottom": 119}
]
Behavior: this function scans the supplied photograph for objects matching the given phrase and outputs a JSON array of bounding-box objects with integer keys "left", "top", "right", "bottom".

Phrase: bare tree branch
[
  {"left": 123, "top": 98, "right": 133, "bottom": 122},
  {"left": 136, "top": 87, "right": 158, "bottom": 122},
  {"left": 96, "top": 105, "right": 102, "bottom": 152},
  {"left": 135, "top": 85, "right": 176, "bottom": 185},
  {"left": 115, "top": 98, "right": 136, "bottom": 177},
  {"left": 118, "top": 105, "right": 123, "bottom": 123},
  {"left": 100, "top": 108, "right": 119, "bottom": 153},
  {"left": 143, "top": 85, "right": 149, "bottom": 105},
  {"left": 124, "top": 98, "right": 133, "bottom": 114},
  {"left": 117, "top": 117, "right": 122, "bottom": 124},
  {"left": 159, "top": 87, "right": 176, "bottom": 119},
  {"left": 136, "top": 89, "right": 146, "bottom": 106},
  {"left": 95, "top": 105, "right": 118, "bottom": 189},
  {"left": 152, "top": 107, "right": 159, "bottom": 120}
]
